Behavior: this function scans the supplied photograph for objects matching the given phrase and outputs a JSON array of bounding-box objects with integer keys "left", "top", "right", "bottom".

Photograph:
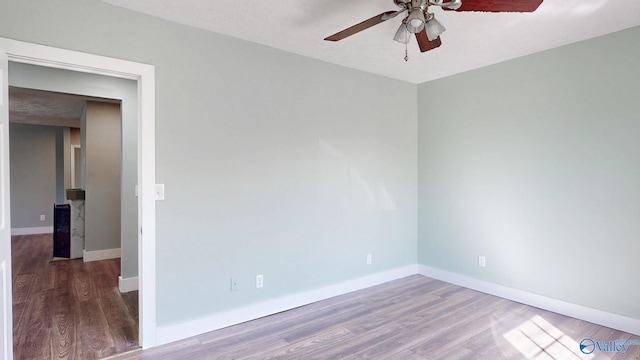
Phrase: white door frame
[
  {"left": 1, "top": 47, "right": 12, "bottom": 360},
  {"left": 0, "top": 37, "right": 157, "bottom": 349}
]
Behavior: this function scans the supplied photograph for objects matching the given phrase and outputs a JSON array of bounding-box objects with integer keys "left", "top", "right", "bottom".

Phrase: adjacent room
[
  {"left": 7, "top": 67, "right": 141, "bottom": 358},
  {"left": 0, "top": 0, "right": 639, "bottom": 359}
]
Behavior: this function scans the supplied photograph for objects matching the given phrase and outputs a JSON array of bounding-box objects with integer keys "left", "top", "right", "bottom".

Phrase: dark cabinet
[{"left": 53, "top": 204, "right": 71, "bottom": 258}]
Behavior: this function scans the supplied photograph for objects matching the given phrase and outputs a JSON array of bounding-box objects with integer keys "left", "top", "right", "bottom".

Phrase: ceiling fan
[{"left": 325, "top": 0, "right": 543, "bottom": 58}]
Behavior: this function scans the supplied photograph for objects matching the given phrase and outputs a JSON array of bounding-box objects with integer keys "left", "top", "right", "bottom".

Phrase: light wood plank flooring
[
  {"left": 105, "top": 275, "right": 639, "bottom": 359},
  {"left": 12, "top": 234, "right": 139, "bottom": 360}
]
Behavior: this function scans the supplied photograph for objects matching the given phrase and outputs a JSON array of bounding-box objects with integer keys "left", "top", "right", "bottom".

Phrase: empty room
[{"left": 1, "top": 0, "right": 639, "bottom": 359}]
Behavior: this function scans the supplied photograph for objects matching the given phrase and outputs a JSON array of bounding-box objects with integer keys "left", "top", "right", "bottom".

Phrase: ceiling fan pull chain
[{"left": 404, "top": 43, "right": 409, "bottom": 61}]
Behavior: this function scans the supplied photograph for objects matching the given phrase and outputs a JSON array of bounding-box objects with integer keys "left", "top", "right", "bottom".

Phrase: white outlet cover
[{"left": 479, "top": 256, "right": 486, "bottom": 267}]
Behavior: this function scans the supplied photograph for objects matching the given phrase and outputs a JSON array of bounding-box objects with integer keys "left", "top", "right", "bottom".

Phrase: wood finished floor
[
  {"left": 105, "top": 275, "right": 639, "bottom": 360},
  {"left": 12, "top": 234, "right": 139, "bottom": 360}
]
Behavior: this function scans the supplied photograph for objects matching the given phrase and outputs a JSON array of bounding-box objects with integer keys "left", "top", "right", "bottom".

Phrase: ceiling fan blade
[
  {"left": 445, "top": 0, "right": 543, "bottom": 12},
  {"left": 415, "top": 30, "right": 442, "bottom": 52},
  {"left": 325, "top": 11, "right": 399, "bottom": 41}
]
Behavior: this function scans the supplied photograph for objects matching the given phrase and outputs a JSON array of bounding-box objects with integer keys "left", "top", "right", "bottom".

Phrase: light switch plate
[{"left": 155, "top": 184, "right": 165, "bottom": 200}]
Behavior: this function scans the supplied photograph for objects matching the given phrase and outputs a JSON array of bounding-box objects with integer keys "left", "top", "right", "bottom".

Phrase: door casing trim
[{"left": 0, "top": 37, "right": 157, "bottom": 348}]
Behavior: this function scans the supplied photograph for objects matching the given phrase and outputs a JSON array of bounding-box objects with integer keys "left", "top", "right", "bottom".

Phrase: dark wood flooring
[
  {"left": 105, "top": 275, "right": 639, "bottom": 360},
  {"left": 12, "top": 234, "right": 139, "bottom": 360}
]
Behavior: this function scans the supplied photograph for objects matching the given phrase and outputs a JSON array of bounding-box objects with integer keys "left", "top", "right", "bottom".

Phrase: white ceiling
[{"left": 103, "top": 0, "right": 640, "bottom": 84}]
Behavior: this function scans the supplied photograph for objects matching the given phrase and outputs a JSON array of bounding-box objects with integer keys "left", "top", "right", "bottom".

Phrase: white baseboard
[
  {"left": 83, "top": 248, "right": 121, "bottom": 262},
  {"left": 119, "top": 276, "right": 139, "bottom": 293},
  {"left": 155, "top": 263, "right": 640, "bottom": 347},
  {"left": 418, "top": 265, "right": 640, "bottom": 337},
  {"left": 11, "top": 226, "right": 53, "bottom": 235},
  {"left": 156, "top": 264, "right": 418, "bottom": 346}
]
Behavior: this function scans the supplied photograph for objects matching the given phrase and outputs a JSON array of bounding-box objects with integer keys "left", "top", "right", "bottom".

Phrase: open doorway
[
  {"left": 9, "top": 86, "right": 138, "bottom": 358},
  {"left": 0, "top": 37, "right": 157, "bottom": 359}
]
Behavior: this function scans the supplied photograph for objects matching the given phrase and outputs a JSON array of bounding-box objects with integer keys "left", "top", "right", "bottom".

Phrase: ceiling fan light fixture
[
  {"left": 442, "top": 0, "right": 462, "bottom": 10},
  {"left": 425, "top": 16, "right": 446, "bottom": 40},
  {"left": 323, "top": 0, "right": 545, "bottom": 55},
  {"left": 393, "top": 23, "right": 411, "bottom": 44},
  {"left": 405, "top": 8, "right": 425, "bottom": 33}
]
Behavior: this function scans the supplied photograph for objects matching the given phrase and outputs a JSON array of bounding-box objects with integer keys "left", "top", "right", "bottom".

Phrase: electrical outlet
[
  {"left": 230, "top": 278, "right": 239, "bottom": 291},
  {"left": 478, "top": 256, "right": 486, "bottom": 268},
  {"left": 256, "top": 275, "right": 263, "bottom": 288},
  {"left": 40, "top": 214, "right": 46, "bottom": 221},
  {"left": 366, "top": 254, "right": 372, "bottom": 265}
]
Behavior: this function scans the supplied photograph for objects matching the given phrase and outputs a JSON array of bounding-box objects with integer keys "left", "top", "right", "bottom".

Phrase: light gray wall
[
  {"left": 55, "top": 127, "right": 65, "bottom": 204},
  {"left": 9, "top": 123, "right": 57, "bottom": 228},
  {"left": 84, "top": 101, "right": 122, "bottom": 252},
  {"left": 8, "top": 62, "right": 139, "bottom": 279},
  {"left": 80, "top": 106, "right": 86, "bottom": 190},
  {"left": 55, "top": 127, "right": 72, "bottom": 204},
  {"left": 0, "top": 0, "right": 418, "bottom": 326},
  {"left": 418, "top": 27, "right": 640, "bottom": 319}
]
